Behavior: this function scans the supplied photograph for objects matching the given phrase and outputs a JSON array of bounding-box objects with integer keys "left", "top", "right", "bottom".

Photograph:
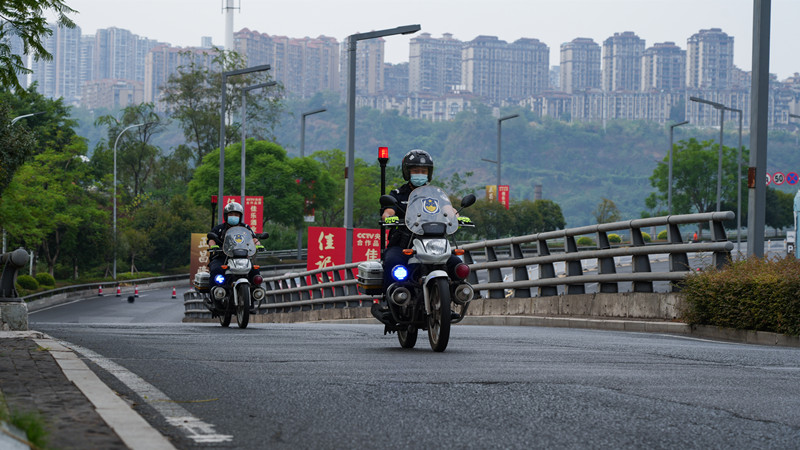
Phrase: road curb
[{"left": 33, "top": 334, "right": 176, "bottom": 450}]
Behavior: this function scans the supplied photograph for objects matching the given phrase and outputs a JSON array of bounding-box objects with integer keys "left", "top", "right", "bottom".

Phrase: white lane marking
[{"left": 57, "top": 340, "right": 233, "bottom": 444}]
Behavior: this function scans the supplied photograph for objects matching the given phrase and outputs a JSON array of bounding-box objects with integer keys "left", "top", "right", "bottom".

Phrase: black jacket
[{"left": 383, "top": 182, "right": 414, "bottom": 247}]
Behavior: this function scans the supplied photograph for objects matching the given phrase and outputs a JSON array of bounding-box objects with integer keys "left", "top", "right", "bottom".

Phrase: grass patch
[
  {"left": 0, "top": 392, "right": 50, "bottom": 449},
  {"left": 681, "top": 257, "right": 800, "bottom": 336}
]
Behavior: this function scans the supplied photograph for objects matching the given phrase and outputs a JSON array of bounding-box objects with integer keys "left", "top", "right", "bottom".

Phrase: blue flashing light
[
  {"left": 214, "top": 274, "right": 226, "bottom": 285},
  {"left": 391, "top": 265, "right": 409, "bottom": 281}
]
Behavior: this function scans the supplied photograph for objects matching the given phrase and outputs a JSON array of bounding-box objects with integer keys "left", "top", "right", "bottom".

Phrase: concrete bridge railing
[{"left": 183, "top": 211, "right": 735, "bottom": 322}]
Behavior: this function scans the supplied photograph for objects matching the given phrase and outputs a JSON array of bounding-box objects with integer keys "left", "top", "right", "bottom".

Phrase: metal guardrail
[
  {"left": 22, "top": 273, "right": 190, "bottom": 303},
  {"left": 221, "top": 212, "right": 735, "bottom": 317}
]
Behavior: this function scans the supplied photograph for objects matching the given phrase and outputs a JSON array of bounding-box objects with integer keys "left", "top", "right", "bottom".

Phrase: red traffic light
[
  {"left": 211, "top": 195, "right": 218, "bottom": 203},
  {"left": 378, "top": 147, "right": 389, "bottom": 160}
]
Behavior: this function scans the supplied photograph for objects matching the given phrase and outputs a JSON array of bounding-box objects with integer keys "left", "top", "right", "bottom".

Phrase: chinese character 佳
[
  {"left": 364, "top": 248, "right": 379, "bottom": 261},
  {"left": 318, "top": 232, "right": 335, "bottom": 250}
]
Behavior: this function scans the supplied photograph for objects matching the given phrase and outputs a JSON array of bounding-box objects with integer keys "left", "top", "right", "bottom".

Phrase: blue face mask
[
  {"left": 410, "top": 174, "right": 428, "bottom": 187},
  {"left": 227, "top": 216, "right": 240, "bottom": 226}
]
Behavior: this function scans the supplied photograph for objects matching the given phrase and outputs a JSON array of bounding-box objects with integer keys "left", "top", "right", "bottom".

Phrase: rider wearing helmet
[
  {"left": 380, "top": 150, "right": 461, "bottom": 318},
  {"left": 207, "top": 201, "right": 263, "bottom": 287}
]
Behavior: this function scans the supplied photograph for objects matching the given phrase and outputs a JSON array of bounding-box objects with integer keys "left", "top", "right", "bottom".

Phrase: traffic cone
[
  {"left": 98, "top": 285, "right": 103, "bottom": 296},
  {"left": 171, "top": 287, "right": 177, "bottom": 299},
  {"left": 134, "top": 285, "right": 139, "bottom": 297},
  {"left": 116, "top": 286, "right": 121, "bottom": 297}
]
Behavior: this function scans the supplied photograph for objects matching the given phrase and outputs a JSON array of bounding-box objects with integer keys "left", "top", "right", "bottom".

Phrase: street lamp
[
  {"left": 239, "top": 81, "right": 277, "bottom": 206},
  {"left": 113, "top": 122, "right": 149, "bottom": 280},
  {"left": 344, "top": 24, "right": 421, "bottom": 263},
  {"left": 667, "top": 120, "right": 689, "bottom": 215},
  {"left": 482, "top": 114, "right": 519, "bottom": 188},
  {"left": 301, "top": 108, "right": 327, "bottom": 158},
  {"left": 690, "top": 96, "right": 726, "bottom": 211},
  {"left": 10, "top": 111, "right": 44, "bottom": 125},
  {"left": 218, "top": 64, "right": 271, "bottom": 223},
  {"left": 726, "top": 107, "right": 743, "bottom": 251}
]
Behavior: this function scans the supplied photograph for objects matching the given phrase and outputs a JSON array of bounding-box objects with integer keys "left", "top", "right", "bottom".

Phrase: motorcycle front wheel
[
  {"left": 427, "top": 278, "right": 452, "bottom": 352},
  {"left": 398, "top": 326, "right": 418, "bottom": 348},
  {"left": 236, "top": 284, "right": 250, "bottom": 329},
  {"left": 219, "top": 304, "right": 232, "bottom": 328}
]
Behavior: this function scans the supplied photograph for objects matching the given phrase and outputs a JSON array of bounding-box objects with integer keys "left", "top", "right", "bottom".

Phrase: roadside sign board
[
  {"left": 787, "top": 172, "right": 798, "bottom": 185},
  {"left": 222, "top": 196, "right": 263, "bottom": 233},
  {"left": 498, "top": 185, "right": 510, "bottom": 209},
  {"left": 307, "top": 226, "right": 385, "bottom": 273},
  {"left": 190, "top": 233, "right": 210, "bottom": 286},
  {"left": 774, "top": 172, "right": 785, "bottom": 186},
  {"left": 766, "top": 173, "right": 771, "bottom": 185}
]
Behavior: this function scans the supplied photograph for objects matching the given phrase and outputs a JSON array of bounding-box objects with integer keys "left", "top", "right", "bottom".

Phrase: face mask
[
  {"left": 410, "top": 174, "right": 428, "bottom": 186},
  {"left": 227, "top": 216, "right": 240, "bottom": 226}
]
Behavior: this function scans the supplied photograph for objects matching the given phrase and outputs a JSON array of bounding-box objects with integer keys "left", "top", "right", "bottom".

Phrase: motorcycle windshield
[
  {"left": 222, "top": 226, "right": 257, "bottom": 257},
  {"left": 405, "top": 185, "right": 458, "bottom": 236}
]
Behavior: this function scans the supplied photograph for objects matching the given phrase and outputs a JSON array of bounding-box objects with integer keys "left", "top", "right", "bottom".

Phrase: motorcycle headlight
[
  {"left": 228, "top": 258, "right": 251, "bottom": 270},
  {"left": 423, "top": 239, "right": 448, "bottom": 255}
]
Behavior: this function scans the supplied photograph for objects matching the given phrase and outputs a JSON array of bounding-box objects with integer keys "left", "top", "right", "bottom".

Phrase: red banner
[
  {"left": 223, "top": 196, "right": 263, "bottom": 233},
  {"left": 498, "top": 185, "right": 510, "bottom": 209},
  {"left": 307, "top": 226, "right": 384, "bottom": 272}
]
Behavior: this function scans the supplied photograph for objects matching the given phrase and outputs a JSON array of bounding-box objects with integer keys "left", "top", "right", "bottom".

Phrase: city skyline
[{"left": 48, "top": 0, "right": 800, "bottom": 80}]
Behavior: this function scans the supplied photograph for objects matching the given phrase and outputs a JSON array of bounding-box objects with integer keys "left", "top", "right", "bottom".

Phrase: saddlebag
[
  {"left": 356, "top": 260, "right": 384, "bottom": 295},
  {"left": 193, "top": 271, "right": 211, "bottom": 292}
]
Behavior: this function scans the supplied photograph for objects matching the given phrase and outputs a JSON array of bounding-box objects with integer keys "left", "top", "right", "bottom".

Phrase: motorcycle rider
[
  {"left": 380, "top": 149, "right": 469, "bottom": 314},
  {"left": 207, "top": 201, "right": 264, "bottom": 289}
]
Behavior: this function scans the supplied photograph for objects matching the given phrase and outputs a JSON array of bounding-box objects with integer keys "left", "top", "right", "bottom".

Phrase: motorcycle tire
[
  {"left": 236, "top": 284, "right": 250, "bottom": 329},
  {"left": 219, "top": 308, "right": 232, "bottom": 327},
  {"left": 398, "top": 326, "right": 418, "bottom": 349},
  {"left": 427, "top": 278, "right": 452, "bottom": 352}
]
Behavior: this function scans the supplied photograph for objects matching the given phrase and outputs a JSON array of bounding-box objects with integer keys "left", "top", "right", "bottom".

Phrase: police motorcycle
[
  {"left": 195, "top": 227, "right": 269, "bottom": 329},
  {"left": 364, "top": 185, "right": 476, "bottom": 352}
]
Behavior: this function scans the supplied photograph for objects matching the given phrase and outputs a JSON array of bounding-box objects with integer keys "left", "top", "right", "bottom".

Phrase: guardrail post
[
  {"left": 630, "top": 227, "right": 653, "bottom": 292},
  {"left": 710, "top": 216, "right": 731, "bottom": 269},
  {"left": 463, "top": 250, "right": 479, "bottom": 286},
  {"left": 597, "top": 231, "right": 618, "bottom": 293},
  {"left": 565, "top": 236, "right": 585, "bottom": 295},
  {"left": 537, "top": 238, "right": 558, "bottom": 297},
  {"left": 667, "top": 222, "right": 690, "bottom": 292},
  {"left": 486, "top": 246, "right": 504, "bottom": 298},
  {"left": 511, "top": 242, "right": 531, "bottom": 298}
]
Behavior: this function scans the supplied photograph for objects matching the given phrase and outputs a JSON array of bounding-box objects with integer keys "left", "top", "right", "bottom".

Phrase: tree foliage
[
  {"left": 592, "top": 197, "right": 622, "bottom": 224},
  {"left": 0, "top": 0, "right": 76, "bottom": 91}
]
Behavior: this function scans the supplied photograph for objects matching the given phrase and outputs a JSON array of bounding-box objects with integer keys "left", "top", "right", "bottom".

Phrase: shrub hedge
[
  {"left": 657, "top": 230, "right": 668, "bottom": 240},
  {"left": 681, "top": 257, "right": 800, "bottom": 336},
  {"left": 576, "top": 236, "right": 595, "bottom": 247},
  {"left": 35, "top": 272, "right": 55, "bottom": 286},
  {"left": 608, "top": 234, "right": 621, "bottom": 244},
  {"left": 16, "top": 274, "right": 38, "bottom": 290}
]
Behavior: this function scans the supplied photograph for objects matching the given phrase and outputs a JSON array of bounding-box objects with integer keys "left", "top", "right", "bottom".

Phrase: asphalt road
[{"left": 30, "top": 289, "right": 800, "bottom": 449}]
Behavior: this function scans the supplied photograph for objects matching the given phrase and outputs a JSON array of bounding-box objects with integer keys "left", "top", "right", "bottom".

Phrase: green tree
[
  {"left": 311, "top": 149, "right": 381, "bottom": 229},
  {"left": 93, "top": 103, "right": 165, "bottom": 198},
  {"left": 765, "top": 188, "right": 794, "bottom": 236},
  {"left": 592, "top": 197, "right": 622, "bottom": 224},
  {"left": 0, "top": 0, "right": 76, "bottom": 91},
  {"left": 161, "top": 49, "right": 284, "bottom": 167},
  {"left": 188, "top": 140, "right": 336, "bottom": 230},
  {"left": 0, "top": 101, "right": 36, "bottom": 195}
]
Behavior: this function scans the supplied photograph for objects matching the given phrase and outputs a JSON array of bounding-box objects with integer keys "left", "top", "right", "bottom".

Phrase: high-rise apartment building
[
  {"left": 409, "top": 33, "right": 463, "bottom": 96},
  {"left": 234, "top": 29, "right": 339, "bottom": 98},
  {"left": 1, "top": 26, "right": 28, "bottom": 88},
  {"left": 602, "top": 31, "right": 645, "bottom": 92},
  {"left": 560, "top": 38, "right": 601, "bottom": 94},
  {"left": 383, "top": 62, "right": 409, "bottom": 97},
  {"left": 144, "top": 45, "right": 217, "bottom": 105},
  {"left": 340, "top": 38, "right": 385, "bottom": 96},
  {"left": 30, "top": 23, "right": 82, "bottom": 102},
  {"left": 641, "top": 42, "right": 685, "bottom": 91},
  {"left": 462, "top": 35, "right": 549, "bottom": 103},
  {"left": 686, "top": 28, "right": 734, "bottom": 89}
]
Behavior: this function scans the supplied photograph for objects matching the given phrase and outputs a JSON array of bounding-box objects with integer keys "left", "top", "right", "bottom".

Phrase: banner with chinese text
[
  {"left": 498, "top": 185, "right": 510, "bottom": 209},
  {"left": 222, "top": 196, "right": 263, "bottom": 233},
  {"left": 190, "top": 233, "right": 210, "bottom": 286},
  {"left": 307, "top": 226, "right": 384, "bottom": 273}
]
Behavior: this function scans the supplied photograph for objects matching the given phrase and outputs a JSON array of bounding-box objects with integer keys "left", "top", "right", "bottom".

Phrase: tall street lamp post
[
  {"left": 690, "top": 96, "right": 725, "bottom": 211},
  {"left": 344, "top": 24, "right": 421, "bottom": 263},
  {"left": 301, "top": 108, "right": 327, "bottom": 157},
  {"left": 218, "top": 64, "right": 270, "bottom": 223},
  {"left": 298, "top": 108, "right": 327, "bottom": 259},
  {"left": 482, "top": 114, "right": 519, "bottom": 188},
  {"left": 113, "top": 122, "right": 149, "bottom": 280},
  {"left": 727, "top": 107, "right": 743, "bottom": 251},
  {"left": 668, "top": 120, "right": 689, "bottom": 215},
  {"left": 239, "top": 81, "right": 277, "bottom": 206},
  {"left": 4, "top": 112, "right": 44, "bottom": 253},
  {"left": 791, "top": 114, "right": 800, "bottom": 259}
]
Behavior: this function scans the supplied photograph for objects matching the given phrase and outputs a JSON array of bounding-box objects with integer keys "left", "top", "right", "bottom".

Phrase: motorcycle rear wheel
[
  {"left": 398, "top": 326, "right": 418, "bottom": 348},
  {"left": 236, "top": 284, "right": 250, "bottom": 329},
  {"left": 427, "top": 278, "right": 452, "bottom": 352}
]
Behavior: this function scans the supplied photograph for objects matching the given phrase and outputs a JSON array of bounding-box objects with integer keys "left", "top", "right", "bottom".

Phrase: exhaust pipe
[
  {"left": 453, "top": 283, "right": 474, "bottom": 305},
  {"left": 388, "top": 285, "right": 411, "bottom": 307},
  {"left": 252, "top": 287, "right": 266, "bottom": 301}
]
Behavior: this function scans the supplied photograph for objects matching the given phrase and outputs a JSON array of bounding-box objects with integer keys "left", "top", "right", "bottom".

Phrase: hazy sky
[{"left": 54, "top": 0, "right": 799, "bottom": 79}]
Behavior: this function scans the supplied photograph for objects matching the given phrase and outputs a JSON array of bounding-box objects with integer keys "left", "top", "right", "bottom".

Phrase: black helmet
[
  {"left": 401, "top": 149, "right": 434, "bottom": 182},
  {"left": 224, "top": 201, "right": 244, "bottom": 218}
]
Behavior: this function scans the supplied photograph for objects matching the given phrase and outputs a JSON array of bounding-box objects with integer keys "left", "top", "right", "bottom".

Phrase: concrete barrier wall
[{"left": 27, "top": 280, "right": 182, "bottom": 312}]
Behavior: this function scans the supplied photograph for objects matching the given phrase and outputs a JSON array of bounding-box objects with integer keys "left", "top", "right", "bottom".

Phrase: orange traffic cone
[
  {"left": 134, "top": 285, "right": 139, "bottom": 297},
  {"left": 116, "top": 286, "right": 121, "bottom": 297},
  {"left": 98, "top": 285, "right": 103, "bottom": 296},
  {"left": 171, "top": 287, "right": 177, "bottom": 299}
]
